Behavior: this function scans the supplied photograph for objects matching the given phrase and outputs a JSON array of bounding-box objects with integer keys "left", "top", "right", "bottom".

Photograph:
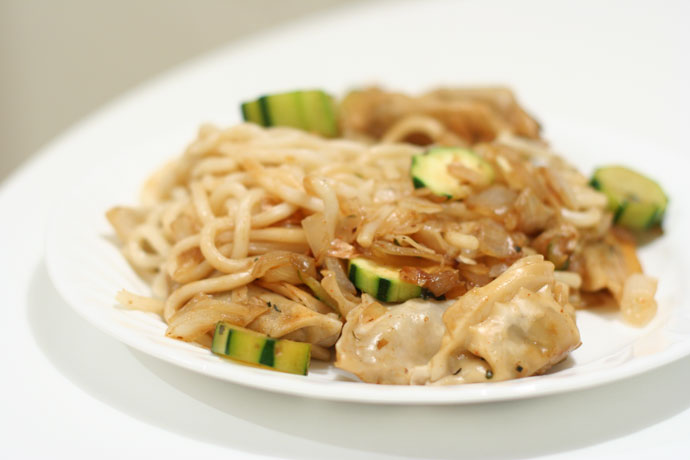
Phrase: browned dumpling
[
  {"left": 336, "top": 255, "right": 581, "bottom": 385},
  {"left": 419, "top": 255, "right": 558, "bottom": 382},
  {"left": 462, "top": 286, "right": 580, "bottom": 381},
  {"left": 335, "top": 298, "right": 448, "bottom": 384}
]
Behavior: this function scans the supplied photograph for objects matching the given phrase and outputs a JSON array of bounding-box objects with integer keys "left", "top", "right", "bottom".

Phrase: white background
[
  {"left": 0, "top": 0, "right": 362, "bottom": 180},
  {"left": 1, "top": 0, "right": 689, "bottom": 458}
]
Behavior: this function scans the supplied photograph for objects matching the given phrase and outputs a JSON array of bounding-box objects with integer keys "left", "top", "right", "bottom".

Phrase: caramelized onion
[
  {"left": 326, "top": 238, "right": 359, "bottom": 259},
  {"left": 321, "top": 270, "right": 360, "bottom": 317},
  {"left": 335, "top": 213, "right": 363, "bottom": 243},
  {"left": 466, "top": 185, "right": 517, "bottom": 218},
  {"left": 513, "top": 188, "right": 553, "bottom": 235},
  {"left": 370, "top": 240, "right": 444, "bottom": 263},
  {"left": 476, "top": 219, "right": 518, "bottom": 259},
  {"left": 301, "top": 212, "right": 329, "bottom": 258},
  {"left": 620, "top": 274, "right": 657, "bottom": 326},
  {"left": 252, "top": 251, "right": 317, "bottom": 283},
  {"left": 532, "top": 223, "right": 578, "bottom": 269},
  {"left": 324, "top": 257, "right": 357, "bottom": 296},
  {"left": 166, "top": 294, "right": 268, "bottom": 342},
  {"left": 399, "top": 266, "right": 467, "bottom": 298}
]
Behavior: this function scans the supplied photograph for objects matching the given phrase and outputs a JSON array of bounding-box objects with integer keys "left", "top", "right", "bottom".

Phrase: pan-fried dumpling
[
  {"left": 419, "top": 255, "right": 556, "bottom": 382},
  {"left": 335, "top": 297, "right": 448, "bottom": 384},
  {"left": 464, "top": 286, "right": 580, "bottom": 381},
  {"left": 336, "top": 255, "right": 582, "bottom": 385},
  {"left": 412, "top": 255, "right": 580, "bottom": 384}
]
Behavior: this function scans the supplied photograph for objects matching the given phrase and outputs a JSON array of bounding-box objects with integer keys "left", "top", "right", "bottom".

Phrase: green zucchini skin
[
  {"left": 410, "top": 147, "right": 494, "bottom": 200},
  {"left": 590, "top": 166, "right": 668, "bottom": 230},
  {"left": 240, "top": 90, "right": 338, "bottom": 137},
  {"left": 347, "top": 257, "right": 422, "bottom": 303},
  {"left": 211, "top": 322, "right": 311, "bottom": 375}
]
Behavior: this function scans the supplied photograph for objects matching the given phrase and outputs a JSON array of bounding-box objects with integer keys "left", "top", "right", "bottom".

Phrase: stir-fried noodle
[{"left": 108, "top": 87, "right": 659, "bottom": 384}]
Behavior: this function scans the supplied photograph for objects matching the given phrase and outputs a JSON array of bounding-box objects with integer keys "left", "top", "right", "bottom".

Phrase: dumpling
[
  {"left": 463, "top": 286, "right": 580, "bottom": 381},
  {"left": 415, "top": 255, "right": 580, "bottom": 384},
  {"left": 419, "top": 255, "right": 557, "bottom": 382},
  {"left": 336, "top": 255, "right": 581, "bottom": 386},
  {"left": 335, "top": 297, "right": 449, "bottom": 384}
]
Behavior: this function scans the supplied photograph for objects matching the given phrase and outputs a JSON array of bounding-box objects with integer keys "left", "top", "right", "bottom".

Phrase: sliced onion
[
  {"left": 466, "top": 185, "right": 517, "bottom": 217},
  {"left": 301, "top": 212, "right": 330, "bottom": 257},
  {"left": 399, "top": 266, "right": 466, "bottom": 298},
  {"left": 324, "top": 257, "right": 357, "bottom": 296},
  {"left": 296, "top": 274, "right": 340, "bottom": 313},
  {"left": 166, "top": 295, "right": 268, "bottom": 342},
  {"left": 412, "top": 225, "right": 454, "bottom": 255},
  {"left": 444, "top": 231, "right": 479, "bottom": 251},
  {"left": 560, "top": 207, "right": 602, "bottom": 228},
  {"left": 370, "top": 240, "right": 445, "bottom": 263},
  {"left": 252, "top": 251, "right": 317, "bottom": 283},
  {"left": 476, "top": 219, "right": 517, "bottom": 258},
  {"left": 513, "top": 188, "right": 553, "bottom": 235},
  {"left": 532, "top": 223, "right": 578, "bottom": 268},
  {"left": 376, "top": 207, "right": 427, "bottom": 236},
  {"left": 541, "top": 167, "right": 578, "bottom": 209},
  {"left": 326, "top": 239, "right": 359, "bottom": 259},
  {"left": 256, "top": 280, "right": 332, "bottom": 315},
  {"left": 335, "top": 213, "right": 363, "bottom": 243},
  {"left": 397, "top": 197, "right": 444, "bottom": 214},
  {"left": 620, "top": 274, "right": 657, "bottom": 326},
  {"left": 321, "top": 269, "right": 361, "bottom": 317},
  {"left": 261, "top": 263, "right": 302, "bottom": 284}
]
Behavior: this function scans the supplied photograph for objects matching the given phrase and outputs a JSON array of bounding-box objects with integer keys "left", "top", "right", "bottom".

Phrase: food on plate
[
  {"left": 338, "top": 86, "right": 540, "bottom": 144},
  {"left": 241, "top": 90, "right": 339, "bottom": 138},
  {"left": 410, "top": 147, "right": 495, "bottom": 199},
  {"left": 347, "top": 257, "right": 424, "bottom": 303},
  {"left": 336, "top": 255, "right": 580, "bottom": 384},
  {"left": 211, "top": 322, "right": 312, "bottom": 375},
  {"left": 107, "top": 86, "right": 666, "bottom": 384},
  {"left": 590, "top": 166, "right": 668, "bottom": 230}
]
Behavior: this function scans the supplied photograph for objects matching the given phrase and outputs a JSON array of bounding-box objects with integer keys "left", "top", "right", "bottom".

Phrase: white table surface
[{"left": 2, "top": 0, "right": 689, "bottom": 458}]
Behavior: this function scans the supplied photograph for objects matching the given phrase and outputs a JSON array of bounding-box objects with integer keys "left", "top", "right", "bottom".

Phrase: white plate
[
  {"left": 43, "top": 0, "right": 690, "bottom": 404},
  {"left": 43, "top": 118, "right": 690, "bottom": 404}
]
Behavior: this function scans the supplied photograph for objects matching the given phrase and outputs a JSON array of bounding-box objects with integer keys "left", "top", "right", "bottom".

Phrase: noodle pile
[{"left": 107, "top": 86, "right": 659, "bottom": 383}]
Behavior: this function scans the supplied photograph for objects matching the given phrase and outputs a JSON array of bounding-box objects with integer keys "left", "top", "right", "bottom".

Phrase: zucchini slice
[
  {"left": 240, "top": 90, "right": 338, "bottom": 137},
  {"left": 211, "top": 322, "right": 311, "bottom": 375},
  {"left": 347, "top": 257, "right": 422, "bottom": 303},
  {"left": 410, "top": 147, "right": 494, "bottom": 200},
  {"left": 590, "top": 166, "right": 668, "bottom": 230}
]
